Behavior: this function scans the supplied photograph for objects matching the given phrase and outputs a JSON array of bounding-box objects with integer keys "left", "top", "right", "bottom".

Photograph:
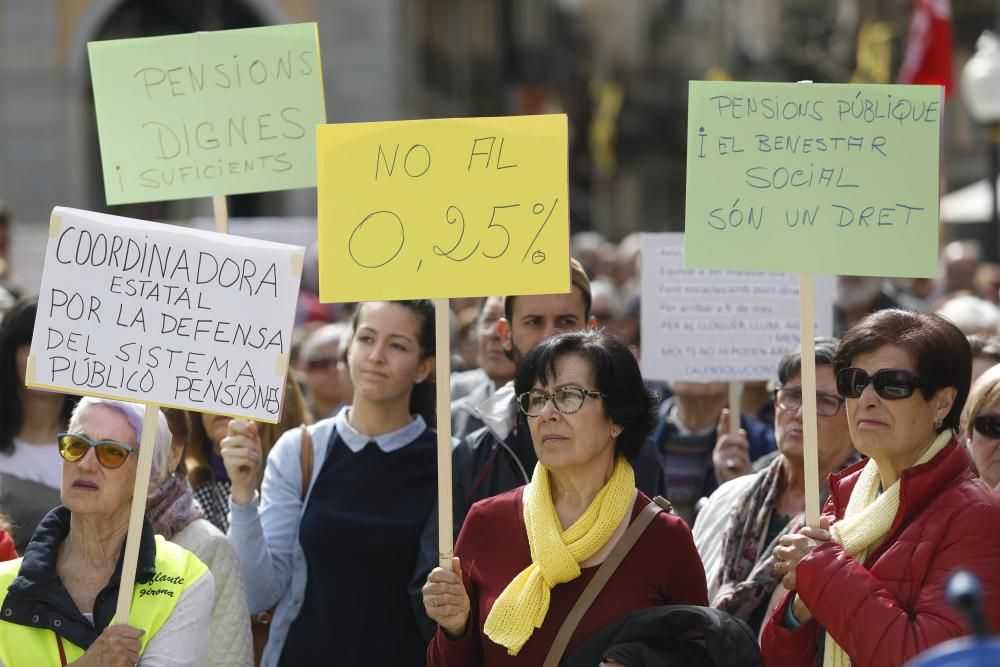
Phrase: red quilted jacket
[
  {"left": 761, "top": 438, "right": 1000, "bottom": 667},
  {"left": 0, "top": 530, "right": 13, "bottom": 562}
]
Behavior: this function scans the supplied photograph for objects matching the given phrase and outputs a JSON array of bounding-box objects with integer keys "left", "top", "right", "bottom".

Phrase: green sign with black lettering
[
  {"left": 684, "top": 81, "right": 941, "bottom": 277},
  {"left": 88, "top": 23, "right": 326, "bottom": 205}
]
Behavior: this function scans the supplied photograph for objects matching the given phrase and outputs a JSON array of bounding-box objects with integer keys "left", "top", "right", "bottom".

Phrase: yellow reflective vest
[{"left": 0, "top": 536, "right": 208, "bottom": 666}]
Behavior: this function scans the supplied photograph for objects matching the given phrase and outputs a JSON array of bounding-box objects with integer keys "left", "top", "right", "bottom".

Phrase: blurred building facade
[{"left": 1, "top": 0, "right": 999, "bottom": 249}]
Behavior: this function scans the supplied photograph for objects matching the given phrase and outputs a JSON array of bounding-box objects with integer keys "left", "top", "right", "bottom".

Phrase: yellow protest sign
[{"left": 317, "top": 115, "right": 569, "bottom": 301}]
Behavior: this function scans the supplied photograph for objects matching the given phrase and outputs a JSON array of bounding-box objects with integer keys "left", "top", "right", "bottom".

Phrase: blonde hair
[{"left": 961, "top": 363, "right": 1000, "bottom": 438}]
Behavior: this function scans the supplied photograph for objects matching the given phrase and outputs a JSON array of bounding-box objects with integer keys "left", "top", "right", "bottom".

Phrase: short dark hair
[
  {"left": 514, "top": 329, "right": 656, "bottom": 459},
  {"left": 777, "top": 337, "right": 839, "bottom": 386},
  {"left": 833, "top": 309, "right": 971, "bottom": 433},
  {"left": 504, "top": 257, "right": 593, "bottom": 323}
]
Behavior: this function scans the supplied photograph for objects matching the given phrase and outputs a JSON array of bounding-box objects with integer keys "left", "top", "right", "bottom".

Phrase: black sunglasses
[
  {"left": 836, "top": 367, "right": 923, "bottom": 400},
  {"left": 973, "top": 414, "right": 1000, "bottom": 439}
]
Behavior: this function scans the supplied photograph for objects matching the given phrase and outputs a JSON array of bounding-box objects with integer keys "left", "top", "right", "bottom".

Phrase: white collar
[{"left": 331, "top": 406, "right": 427, "bottom": 453}]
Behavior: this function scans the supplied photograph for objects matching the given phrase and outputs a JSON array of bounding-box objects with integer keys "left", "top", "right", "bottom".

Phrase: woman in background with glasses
[
  {"left": 424, "top": 330, "right": 708, "bottom": 666},
  {"left": 0, "top": 397, "right": 213, "bottom": 666},
  {"left": 762, "top": 310, "right": 1000, "bottom": 667},
  {"left": 961, "top": 363, "right": 1000, "bottom": 491},
  {"left": 693, "top": 337, "right": 859, "bottom": 637}
]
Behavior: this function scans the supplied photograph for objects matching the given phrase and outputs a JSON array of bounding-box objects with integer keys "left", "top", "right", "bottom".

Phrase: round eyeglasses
[
  {"left": 774, "top": 387, "right": 844, "bottom": 417},
  {"left": 517, "top": 387, "right": 606, "bottom": 417}
]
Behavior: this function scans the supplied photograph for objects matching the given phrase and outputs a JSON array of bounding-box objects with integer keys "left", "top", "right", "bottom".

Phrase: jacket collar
[
  {"left": 828, "top": 437, "right": 970, "bottom": 559},
  {"left": 452, "top": 378, "right": 497, "bottom": 418},
  {"left": 473, "top": 381, "right": 519, "bottom": 442},
  {"left": 2, "top": 506, "right": 157, "bottom": 650}
]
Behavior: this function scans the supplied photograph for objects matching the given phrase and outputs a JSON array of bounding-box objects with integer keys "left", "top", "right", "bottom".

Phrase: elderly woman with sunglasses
[
  {"left": 694, "top": 338, "right": 859, "bottom": 637},
  {"left": 961, "top": 363, "right": 1000, "bottom": 491},
  {"left": 424, "top": 330, "right": 707, "bottom": 666},
  {"left": 762, "top": 310, "right": 1000, "bottom": 667},
  {"left": 0, "top": 397, "right": 213, "bottom": 667}
]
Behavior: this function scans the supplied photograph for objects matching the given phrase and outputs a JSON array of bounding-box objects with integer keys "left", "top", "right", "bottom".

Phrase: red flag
[{"left": 898, "top": 0, "right": 953, "bottom": 97}]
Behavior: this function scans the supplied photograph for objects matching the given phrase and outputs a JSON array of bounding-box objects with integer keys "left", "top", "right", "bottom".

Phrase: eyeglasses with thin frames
[{"left": 774, "top": 387, "right": 844, "bottom": 417}]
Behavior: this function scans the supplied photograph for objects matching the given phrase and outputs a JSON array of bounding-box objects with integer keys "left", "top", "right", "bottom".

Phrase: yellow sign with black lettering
[{"left": 317, "top": 115, "right": 570, "bottom": 301}]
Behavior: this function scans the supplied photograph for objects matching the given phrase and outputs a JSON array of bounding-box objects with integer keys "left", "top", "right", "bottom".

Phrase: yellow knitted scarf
[
  {"left": 823, "top": 431, "right": 952, "bottom": 667},
  {"left": 483, "top": 455, "right": 635, "bottom": 655}
]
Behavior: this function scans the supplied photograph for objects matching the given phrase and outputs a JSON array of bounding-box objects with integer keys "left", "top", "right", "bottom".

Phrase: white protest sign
[
  {"left": 640, "top": 232, "right": 834, "bottom": 382},
  {"left": 27, "top": 207, "right": 304, "bottom": 423}
]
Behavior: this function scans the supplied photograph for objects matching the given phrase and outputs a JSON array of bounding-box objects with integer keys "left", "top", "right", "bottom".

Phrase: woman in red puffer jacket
[{"left": 762, "top": 310, "right": 1000, "bottom": 667}]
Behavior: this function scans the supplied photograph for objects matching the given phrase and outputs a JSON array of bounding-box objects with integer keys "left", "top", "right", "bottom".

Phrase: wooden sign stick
[
  {"left": 212, "top": 195, "right": 229, "bottom": 234},
  {"left": 725, "top": 382, "right": 743, "bottom": 471},
  {"left": 115, "top": 403, "right": 160, "bottom": 622},
  {"left": 434, "top": 298, "right": 454, "bottom": 570},
  {"left": 798, "top": 274, "right": 821, "bottom": 528}
]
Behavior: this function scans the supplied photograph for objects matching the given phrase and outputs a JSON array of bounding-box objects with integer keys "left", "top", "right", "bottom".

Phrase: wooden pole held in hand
[
  {"left": 799, "top": 274, "right": 821, "bottom": 528},
  {"left": 725, "top": 382, "right": 743, "bottom": 472},
  {"left": 115, "top": 403, "right": 160, "bottom": 623},
  {"left": 434, "top": 299, "right": 454, "bottom": 570}
]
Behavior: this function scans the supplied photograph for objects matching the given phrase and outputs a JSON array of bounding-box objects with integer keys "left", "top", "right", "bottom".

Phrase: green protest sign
[
  {"left": 684, "top": 81, "right": 941, "bottom": 277},
  {"left": 88, "top": 23, "right": 326, "bottom": 205}
]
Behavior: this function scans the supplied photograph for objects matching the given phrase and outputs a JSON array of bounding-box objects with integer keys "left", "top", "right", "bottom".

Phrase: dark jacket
[
  {"left": 761, "top": 439, "right": 1000, "bottom": 667},
  {"left": 409, "top": 384, "right": 666, "bottom": 640},
  {"left": 652, "top": 399, "right": 776, "bottom": 523},
  {"left": 564, "top": 605, "right": 761, "bottom": 667}
]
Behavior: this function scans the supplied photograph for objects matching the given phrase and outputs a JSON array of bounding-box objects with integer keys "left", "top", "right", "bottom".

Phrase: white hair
[
  {"left": 590, "top": 277, "right": 624, "bottom": 319},
  {"left": 68, "top": 397, "right": 173, "bottom": 486},
  {"left": 936, "top": 295, "right": 1000, "bottom": 336}
]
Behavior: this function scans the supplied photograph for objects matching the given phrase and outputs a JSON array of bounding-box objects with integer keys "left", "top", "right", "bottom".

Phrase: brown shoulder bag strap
[
  {"left": 541, "top": 496, "right": 672, "bottom": 667},
  {"left": 299, "top": 424, "right": 313, "bottom": 502}
]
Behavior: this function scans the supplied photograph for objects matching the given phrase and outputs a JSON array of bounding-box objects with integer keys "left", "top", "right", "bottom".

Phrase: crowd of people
[{"left": 0, "top": 233, "right": 998, "bottom": 665}]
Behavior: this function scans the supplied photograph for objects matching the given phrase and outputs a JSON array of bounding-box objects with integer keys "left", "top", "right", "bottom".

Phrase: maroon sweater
[{"left": 428, "top": 488, "right": 709, "bottom": 666}]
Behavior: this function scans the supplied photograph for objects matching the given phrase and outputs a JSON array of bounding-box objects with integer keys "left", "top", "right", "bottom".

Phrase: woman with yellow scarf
[
  {"left": 424, "top": 330, "right": 708, "bottom": 665},
  {"left": 762, "top": 310, "right": 1000, "bottom": 667}
]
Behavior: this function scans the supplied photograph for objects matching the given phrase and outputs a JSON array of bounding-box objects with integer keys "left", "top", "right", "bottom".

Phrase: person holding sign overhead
[
  {"left": 762, "top": 310, "right": 1000, "bottom": 666},
  {"left": 424, "top": 330, "right": 708, "bottom": 665},
  {"left": 411, "top": 259, "right": 666, "bottom": 640},
  {"left": 0, "top": 397, "right": 213, "bottom": 666},
  {"left": 224, "top": 300, "right": 438, "bottom": 667},
  {"left": 184, "top": 369, "right": 311, "bottom": 534}
]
